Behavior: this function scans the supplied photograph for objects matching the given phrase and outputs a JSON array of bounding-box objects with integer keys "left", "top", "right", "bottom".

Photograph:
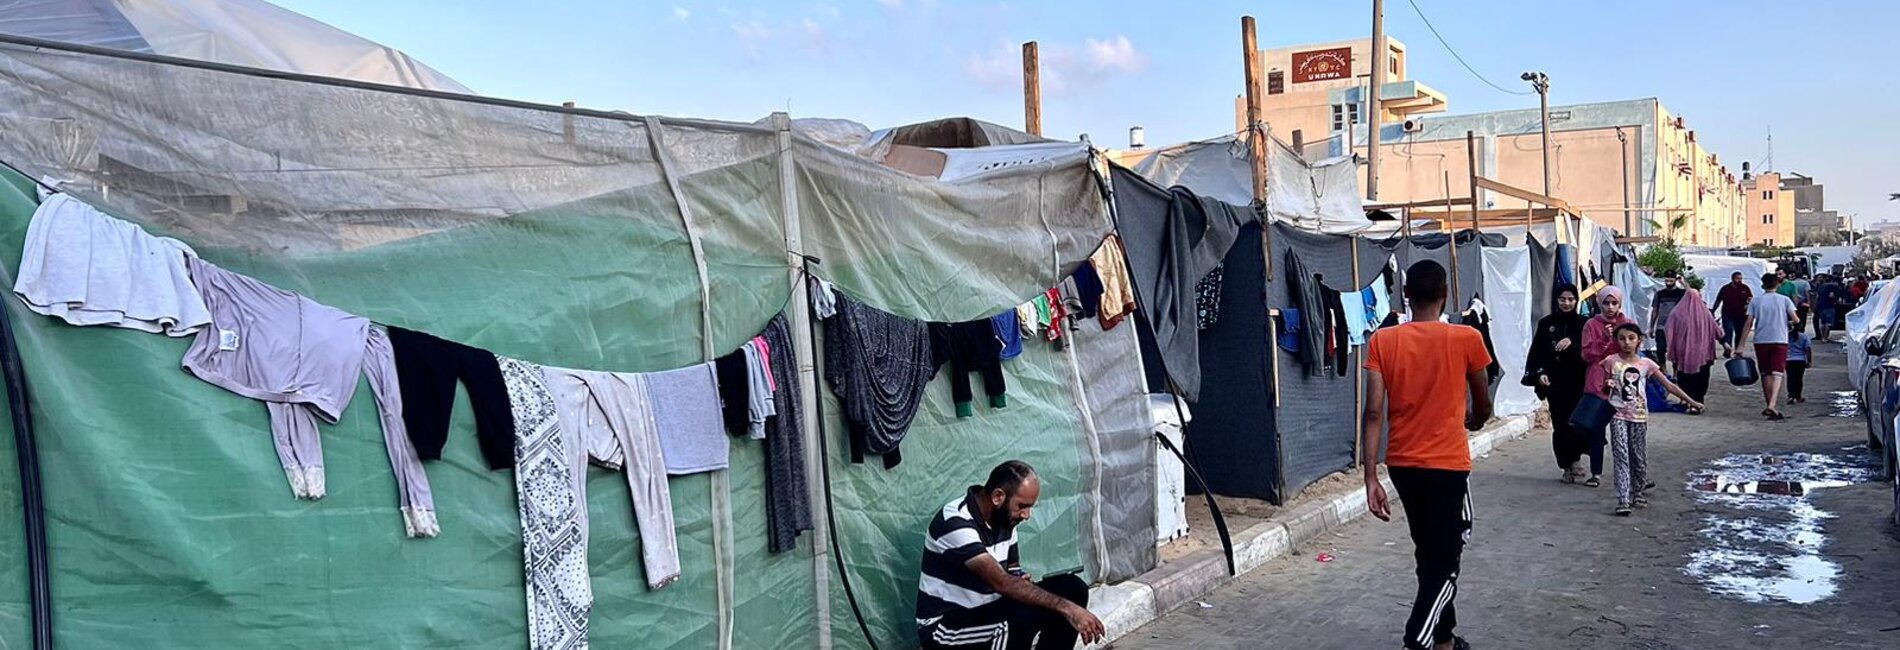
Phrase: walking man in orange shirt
[{"left": 1361, "top": 260, "right": 1494, "bottom": 650}]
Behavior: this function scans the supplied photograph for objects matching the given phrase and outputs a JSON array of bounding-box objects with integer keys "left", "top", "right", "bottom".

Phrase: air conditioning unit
[{"left": 1401, "top": 118, "right": 1423, "bottom": 133}]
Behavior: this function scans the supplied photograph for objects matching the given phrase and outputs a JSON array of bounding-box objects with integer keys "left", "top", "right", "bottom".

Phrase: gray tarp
[
  {"left": 1110, "top": 167, "right": 1255, "bottom": 401},
  {"left": 1378, "top": 231, "right": 1498, "bottom": 317},
  {"left": 1130, "top": 135, "right": 1371, "bottom": 235},
  {"left": 1267, "top": 223, "right": 1390, "bottom": 498},
  {"left": 1069, "top": 314, "right": 1157, "bottom": 581}
]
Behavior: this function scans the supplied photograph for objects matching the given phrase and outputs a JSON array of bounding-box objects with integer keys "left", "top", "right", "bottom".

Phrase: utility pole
[
  {"left": 1521, "top": 71, "right": 1551, "bottom": 196},
  {"left": 1367, "top": 0, "right": 1385, "bottom": 201},
  {"left": 1617, "top": 127, "right": 1631, "bottom": 235},
  {"left": 1242, "top": 15, "right": 1272, "bottom": 282},
  {"left": 1022, "top": 41, "right": 1041, "bottom": 136}
]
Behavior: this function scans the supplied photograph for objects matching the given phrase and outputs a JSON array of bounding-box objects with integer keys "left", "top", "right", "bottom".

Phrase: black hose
[
  {"left": 0, "top": 273, "right": 53, "bottom": 648},
  {"left": 801, "top": 260, "right": 882, "bottom": 650}
]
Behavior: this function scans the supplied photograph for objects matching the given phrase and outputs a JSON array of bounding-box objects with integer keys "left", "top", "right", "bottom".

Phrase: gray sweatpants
[{"left": 1609, "top": 419, "right": 1650, "bottom": 506}]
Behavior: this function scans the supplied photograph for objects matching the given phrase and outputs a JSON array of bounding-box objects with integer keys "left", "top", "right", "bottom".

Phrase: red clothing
[
  {"left": 1714, "top": 283, "right": 1753, "bottom": 321},
  {"left": 1756, "top": 343, "right": 1789, "bottom": 375},
  {"left": 1581, "top": 314, "right": 1634, "bottom": 398},
  {"left": 1364, "top": 322, "right": 1494, "bottom": 472}
]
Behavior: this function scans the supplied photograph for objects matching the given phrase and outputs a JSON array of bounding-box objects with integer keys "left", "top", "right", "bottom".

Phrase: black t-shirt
[{"left": 1652, "top": 287, "right": 1686, "bottom": 330}]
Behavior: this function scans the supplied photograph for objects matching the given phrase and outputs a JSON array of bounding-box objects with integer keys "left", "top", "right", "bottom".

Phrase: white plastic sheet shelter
[
  {"left": 1795, "top": 245, "right": 1860, "bottom": 271},
  {"left": 1130, "top": 134, "right": 1372, "bottom": 234},
  {"left": 0, "top": 0, "right": 471, "bottom": 92},
  {"left": 1483, "top": 246, "right": 1539, "bottom": 416},
  {"left": 1682, "top": 255, "right": 1776, "bottom": 311}
]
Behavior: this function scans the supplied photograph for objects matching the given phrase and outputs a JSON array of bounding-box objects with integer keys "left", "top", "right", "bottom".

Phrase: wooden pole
[
  {"left": 1351, "top": 242, "right": 1362, "bottom": 465},
  {"left": 1022, "top": 42, "right": 1041, "bottom": 136},
  {"left": 1242, "top": 16, "right": 1272, "bottom": 281},
  {"left": 1445, "top": 170, "right": 1458, "bottom": 314}
]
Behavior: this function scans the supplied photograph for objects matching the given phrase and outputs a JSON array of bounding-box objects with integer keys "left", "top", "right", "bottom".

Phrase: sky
[{"left": 274, "top": 0, "right": 1900, "bottom": 224}]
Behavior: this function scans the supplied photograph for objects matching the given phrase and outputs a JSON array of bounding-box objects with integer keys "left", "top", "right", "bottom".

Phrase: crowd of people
[{"left": 1523, "top": 265, "right": 1870, "bottom": 512}]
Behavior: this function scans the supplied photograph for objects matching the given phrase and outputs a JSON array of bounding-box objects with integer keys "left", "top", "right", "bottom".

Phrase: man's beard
[{"left": 989, "top": 508, "right": 1018, "bottom": 533}]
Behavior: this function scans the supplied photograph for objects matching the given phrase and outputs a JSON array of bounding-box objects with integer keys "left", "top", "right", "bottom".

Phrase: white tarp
[
  {"left": 1483, "top": 246, "right": 1539, "bottom": 416},
  {"left": 0, "top": 0, "right": 471, "bottom": 92},
  {"left": 1682, "top": 255, "right": 1776, "bottom": 310},
  {"left": 1795, "top": 245, "right": 1860, "bottom": 270},
  {"left": 1131, "top": 134, "right": 1371, "bottom": 234}
]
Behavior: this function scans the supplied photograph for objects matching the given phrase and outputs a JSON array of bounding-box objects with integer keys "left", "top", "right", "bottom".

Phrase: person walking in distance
[
  {"left": 1736, "top": 273, "right": 1800, "bottom": 420},
  {"left": 1664, "top": 286, "right": 1721, "bottom": 414},
  {"left": 1713, "top": 272, "right": 1753, "bottom": 354},
  {"left": 1786, "top": 318, "right": 1812, "bottom": 404},
  {"left": 1362, "top": 260, "right": 1494, "bottom": 650},
  {"left": 1578, "top": 286, "right": 1635, "bottom": 488},
  {"left": 1600, "top": 324, "right": 1702, "bottom": 516},
  {"left": 1527, "top": 284, "right": 1589, "bottom": 481},
  {"left": 1647, "top": 270, "right": 1687, "bottom": 370}
]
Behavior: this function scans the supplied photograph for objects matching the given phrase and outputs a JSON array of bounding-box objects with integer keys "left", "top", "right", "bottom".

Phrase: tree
[{"left": 1637, "top": 240, "right": 1704, "bottom": 289}]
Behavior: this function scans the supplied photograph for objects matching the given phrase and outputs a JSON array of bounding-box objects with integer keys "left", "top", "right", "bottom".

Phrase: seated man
[{"left": 916, "top": 460, "right": 1104, "bottom": 649}]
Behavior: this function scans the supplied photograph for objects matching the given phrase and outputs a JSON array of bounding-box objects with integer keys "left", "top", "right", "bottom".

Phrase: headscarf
[
  {"left": 1666, "top": 287, "right": 1720, "bottom": 372},
  {"left": 1594, "top": 285, "right": 1626, "bottom": 318},
  {"left": 1582, "top": 285, "right": 1634, "bottom": 398}
]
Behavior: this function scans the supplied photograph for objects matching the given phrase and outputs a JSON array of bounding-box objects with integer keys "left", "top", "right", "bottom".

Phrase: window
[
  {"left": 1389, "top": 53, "right": 1399, "bottom": 75},
  {"left": 1763, "top": 190, "right": 1773, "bottom": 200},
  {"left": 1332, "top": 105, "right": 1343, "bottom": 131},
  {"left": 1762, "top": 214, "right": 1775, "bottom": 224},
  {"left": 1347, "top": 102, "right": 1360, "bottom": 125}
]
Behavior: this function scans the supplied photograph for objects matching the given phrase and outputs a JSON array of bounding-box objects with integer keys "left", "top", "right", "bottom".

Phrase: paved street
[{"left": 1115, "top": 343, "right": 1900, "bottom": 649}]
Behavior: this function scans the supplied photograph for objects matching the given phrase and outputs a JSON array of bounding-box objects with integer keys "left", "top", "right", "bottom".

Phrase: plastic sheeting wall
[
  {"left": 1184, "top": 223, "right": 1279, "bottom": 501},
  {"left": 1380, "top": 232, "right": 1495, "bottom": 318},
  {"left": 1068, "top": 316, "right": 1158, "bottom": 582},
  {"left": 1484, "top": 247, "right": 1540, "bottom": 417},
  {"left": 0, "top": 39, "right": 1130, "bottom": 649},
  {"left": 1129, "top": 135, "right": 1371, "bottom": 234},
  {"left": 1268, "top": 224, "right": 1391, "bottom": 498}
]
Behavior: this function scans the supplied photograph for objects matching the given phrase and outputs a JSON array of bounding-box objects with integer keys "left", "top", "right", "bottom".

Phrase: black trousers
[
  {"left": 920, "top": 574, "right": 1089, "bottom": 650},
  {"left": 1546, "top": 388, "right": 1585, "bottom": 471},
  {"left": 1390, "top": 466, "right": 1473, "bottom": 650},
  {"left": 1679, "top": 365, "right": 1711, "bottom": 404},
  {"left": 1651, "top": 330, "right": 1669, "bottom": 371},
  {"left": 1788, "top": 360, "right": 1808, "bottom": 400}
]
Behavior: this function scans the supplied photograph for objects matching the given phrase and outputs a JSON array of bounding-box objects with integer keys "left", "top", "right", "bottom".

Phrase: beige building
[
  {"left": 1743, "top": 172, "right": 1797, "bottom": 247},
  {"left": 1241, "top": 39, "right": 1751, "bottom": 246}
]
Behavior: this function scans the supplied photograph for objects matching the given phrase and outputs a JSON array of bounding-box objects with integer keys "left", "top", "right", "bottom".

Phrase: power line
[{"left": 1404, "top": 0, "right": 1535, "bottom": 96}]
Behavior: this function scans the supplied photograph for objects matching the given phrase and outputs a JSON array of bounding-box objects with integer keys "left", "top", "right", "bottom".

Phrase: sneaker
[
  {"left": 1585, "top": 476, "right": 1601, "bottom": 488},
  {"left": 1633, "top": 495, "right": 1650, "bottom": 508},
  {"left": 1615, "top": 504, "right": 1633, "bottom": 516},
  {"left": 1644, "top": 480, "right": 1656, "bottom": 490}
]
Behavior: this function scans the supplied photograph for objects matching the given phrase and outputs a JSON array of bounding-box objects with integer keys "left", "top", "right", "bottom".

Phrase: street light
[{"left": 1522, "top": 71, "right": 1551, "bottom": 197}]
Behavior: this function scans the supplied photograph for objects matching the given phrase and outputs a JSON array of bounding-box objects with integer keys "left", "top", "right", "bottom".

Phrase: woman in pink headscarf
[
  {"left": 1666, "top": 287, "right": 1721, "bottom": 414},
  {"left": 1577, "top": 285, "right": 1635, "bottom": 487}
]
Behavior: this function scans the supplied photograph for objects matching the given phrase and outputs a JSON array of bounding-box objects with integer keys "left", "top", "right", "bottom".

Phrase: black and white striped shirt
[{"left": 915, "top": 487, "right": 1020, "bottom": 628}]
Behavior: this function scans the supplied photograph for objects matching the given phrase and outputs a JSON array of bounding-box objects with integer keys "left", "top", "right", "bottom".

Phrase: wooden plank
[
  {"left": 1473, "top": 176, "right": 1574, "bottom": 213},
  {"left": 1022, "top": 42, "right": 1042, "bottom": 136}
]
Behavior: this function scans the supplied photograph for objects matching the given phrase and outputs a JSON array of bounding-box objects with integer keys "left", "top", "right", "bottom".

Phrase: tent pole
[
  {"left": 1242, "top": 15, "right": 1273, "bottom": 282},
  {"left": 0, "top": 254, "right": 51, "bottom": 650},
  {"left": 774, "top": 113, "right": 833, "bottom": 650},
  {"left": 1351, "top": 243, "right": 1363, "bottom": 466}
]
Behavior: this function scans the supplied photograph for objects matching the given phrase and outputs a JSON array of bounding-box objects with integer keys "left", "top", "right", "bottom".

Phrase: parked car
[{"left": 1847, "top": 281, "right": 1900, "bottom": 480}]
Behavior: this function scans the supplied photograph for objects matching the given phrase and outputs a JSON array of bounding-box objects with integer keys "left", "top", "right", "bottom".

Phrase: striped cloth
[{"left": 915, "top": 488, "right": 1019, "bottom": 629}]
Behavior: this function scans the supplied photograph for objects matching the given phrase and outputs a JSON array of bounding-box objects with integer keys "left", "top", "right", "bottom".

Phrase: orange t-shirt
[{"left": 1363, "top": 321, "right": 1493, "bottom": 471}]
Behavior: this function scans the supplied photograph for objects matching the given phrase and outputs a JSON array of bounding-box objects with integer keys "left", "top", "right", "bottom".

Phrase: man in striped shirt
[{"left": 915, "top": 461, "right": 1103, "bottom": 649}]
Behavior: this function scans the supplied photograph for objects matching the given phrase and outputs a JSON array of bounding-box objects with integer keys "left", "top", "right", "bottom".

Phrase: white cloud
[
  {"left": 962, "top": 35, "right": 1148, "bottom": 97},
  {"left": 1085, "top": 35, "right": 1147, "bottom": 74},
  {"left": 817, "top": 4, "right": 841, "bottom": 18},
  {"left": 673, "top": 7, "right": 691, "bottom": 21}
]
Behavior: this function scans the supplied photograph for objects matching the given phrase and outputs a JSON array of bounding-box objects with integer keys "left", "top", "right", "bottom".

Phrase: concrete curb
[{"left": 1084, "top": 413, "right": 1536, "bottom": 647}]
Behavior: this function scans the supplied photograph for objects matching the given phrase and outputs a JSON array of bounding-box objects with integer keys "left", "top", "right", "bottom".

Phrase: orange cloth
[
  {"left": 1092, "top": 234, "right": 1137, "bottom": 328},
  {"left": 1364, "top": 321, "right": 1494, "bottom": 471}
]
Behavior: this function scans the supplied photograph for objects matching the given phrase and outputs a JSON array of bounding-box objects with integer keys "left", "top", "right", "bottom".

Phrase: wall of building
[
  {"left": 1744, "top": 172, "right": 1797, "bottom": 246},
  {"left": 1244, "top": 37, "right": 1407, "bottom": 144}
]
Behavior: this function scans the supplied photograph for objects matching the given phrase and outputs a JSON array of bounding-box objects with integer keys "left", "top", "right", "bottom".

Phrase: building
[
  {"left": 1779, "top": 173, "right": 1853, "bottom": 244},
  {"left": 1243, "top": 39, "right": 1751, "bottom": 246},
  {"left": 1234, "top": 37, "right": 1447, "bottom": 148},
  {"left": 1743, "top": 171, "right": 1797, "bottom": 246}
]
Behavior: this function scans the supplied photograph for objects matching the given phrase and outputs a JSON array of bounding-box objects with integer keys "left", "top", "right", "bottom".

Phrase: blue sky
[{"left": 277, "top": 0, "right": 1899, "bottom": 224}]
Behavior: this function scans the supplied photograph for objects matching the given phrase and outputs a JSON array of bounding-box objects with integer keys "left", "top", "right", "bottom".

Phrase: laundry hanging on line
[
  {"left": 824, "top": 292, "right": 934, "bottom": 469},
  {"left": 12, "top": 192, "right": 213, "bottom": 336},
  {"left": 930, "top": 319, "right": 1009, "bottom": 418}
]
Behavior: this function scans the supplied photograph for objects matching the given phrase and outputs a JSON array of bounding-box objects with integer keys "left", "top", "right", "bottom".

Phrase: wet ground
[{"left": 1112, "top": 343, "right": 1900, "bottom": 649}]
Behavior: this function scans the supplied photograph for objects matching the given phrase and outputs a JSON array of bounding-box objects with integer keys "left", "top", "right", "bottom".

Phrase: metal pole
[
  {"left": 1022, "top": 42, "right": 1041, "bottom": 136},
  {"left": 1539, "top": 79, "right": 1552, "bottom": 196},
  {"left": 1367, "top": 0, "right": 1385, "bottom": 201},
  {"left": 1617, "top": 127, "right": 1631, "bottom": 235}
]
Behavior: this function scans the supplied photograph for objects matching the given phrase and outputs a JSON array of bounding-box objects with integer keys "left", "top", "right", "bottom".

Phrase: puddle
[
  {"left": 1682, "top": 448, "right": 1878, "bottom": 604},
  {"left": 1826, "top": 390, "right": 1861, "bottom": 418}
]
